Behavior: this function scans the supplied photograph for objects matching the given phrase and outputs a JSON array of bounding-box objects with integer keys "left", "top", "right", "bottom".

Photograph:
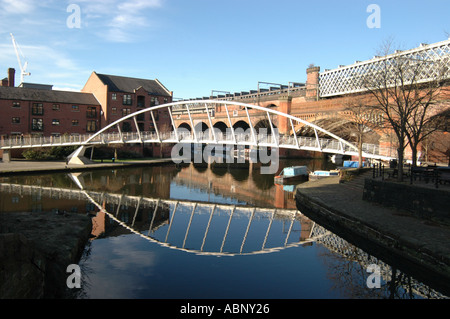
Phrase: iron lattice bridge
[
  {"left": 319, "top": 38, "right": 450, "bottom": 97},
  {"left": 0, "top": 179, "right": 445, "bottom": 298},
  {"left": 0, "top": 100, "right": 396, "bottom": 162}
]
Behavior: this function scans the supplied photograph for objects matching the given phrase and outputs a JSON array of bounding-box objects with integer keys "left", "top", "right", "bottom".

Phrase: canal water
[{"left": 0, "top": 158, "right": 447, "bottom": 299}]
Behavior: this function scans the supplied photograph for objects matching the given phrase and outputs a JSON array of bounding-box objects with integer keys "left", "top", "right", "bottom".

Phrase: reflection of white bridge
[
  {"left": 0, "top": 181, "right": 324, "bottom": 256},
  {"left": 0, "top": 179, "right": 445, "bottom": 298},
  {"left": 0, "top": 100, "right": 396, "bottom": 163}
]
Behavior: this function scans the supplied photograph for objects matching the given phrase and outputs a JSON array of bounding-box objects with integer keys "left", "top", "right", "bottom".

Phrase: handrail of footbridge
[{"left": 0, "top": 100, "right": 396, "bottom": 161}]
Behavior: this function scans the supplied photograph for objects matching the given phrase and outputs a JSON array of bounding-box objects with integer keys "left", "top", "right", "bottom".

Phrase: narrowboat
[
  {"left": 309, "top": 170, "right": 340, "bottom": 180},
  {"left": 274, "top": 166, "right": 309, "bottom": 185}
]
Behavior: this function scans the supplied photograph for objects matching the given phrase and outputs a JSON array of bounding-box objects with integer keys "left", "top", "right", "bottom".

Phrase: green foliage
[
  {"left": 88, "top": 147, "right": 144, "bottom": 160},
  {"left": 117, "top": 149, "right": 144, "bottom": 159},
  {"left": 22, "top": 146, "right": 77, "bottom": 161}
]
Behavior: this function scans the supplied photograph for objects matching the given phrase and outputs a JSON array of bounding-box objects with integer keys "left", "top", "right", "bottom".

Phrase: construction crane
[{"left": 10, "top": 33, "right": 31, "bottom": 84}]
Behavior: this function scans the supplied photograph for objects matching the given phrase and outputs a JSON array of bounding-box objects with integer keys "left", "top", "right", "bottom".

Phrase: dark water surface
[{"left": 0, "top": 158, "right": 447, "bottom": 299}]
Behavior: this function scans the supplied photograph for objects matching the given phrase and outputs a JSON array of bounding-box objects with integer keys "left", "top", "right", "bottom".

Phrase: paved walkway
[
  {"left": 0, "top": 158, "right": 173, "bottom": 175},
  {"left": 295, "top": 172, "right": 450, "bottom": 295}
]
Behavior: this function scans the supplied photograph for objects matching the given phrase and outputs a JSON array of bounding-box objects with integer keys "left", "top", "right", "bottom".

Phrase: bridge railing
[
  {"left": 0, "top": 134, "right": 93, "bottom": 149},
  {"left": 1, "top": 130, "right": 397, "bottom": 159}
]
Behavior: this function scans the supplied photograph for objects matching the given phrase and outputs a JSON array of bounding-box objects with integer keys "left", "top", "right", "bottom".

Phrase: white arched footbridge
[{"left": 0, "top": 100, "right": 396, "bottom": 164}]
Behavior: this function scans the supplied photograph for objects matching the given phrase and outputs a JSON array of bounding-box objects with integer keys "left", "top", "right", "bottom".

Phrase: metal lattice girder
[{"left": 319, "top": 39, "right": 450, "bottom": 97}]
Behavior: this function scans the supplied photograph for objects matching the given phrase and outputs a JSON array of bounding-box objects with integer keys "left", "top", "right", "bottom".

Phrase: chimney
[
  {"left": 8, "top": 68, "right": 15, "bottom": 87},
  {"left": 1, "top": 78, "right": 8, "bottom": 87},
  {"left": 306, "top": 65, "right": 320, "bottom": 101}
]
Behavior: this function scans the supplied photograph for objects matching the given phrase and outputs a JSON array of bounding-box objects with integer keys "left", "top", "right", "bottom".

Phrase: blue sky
[{"left": 0, "top": 0, "right": 449, "bottom": 99}]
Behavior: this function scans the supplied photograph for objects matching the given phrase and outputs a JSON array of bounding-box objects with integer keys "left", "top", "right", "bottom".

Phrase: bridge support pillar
[
  {"left": 67, "top": 146, "right": 95, "bottom": 165},
  {"left": 278, "top": 96, "right": 292, "bottom": 135},
  {"left": 1, "top": 150, "right": 11, "bottom": 163}
]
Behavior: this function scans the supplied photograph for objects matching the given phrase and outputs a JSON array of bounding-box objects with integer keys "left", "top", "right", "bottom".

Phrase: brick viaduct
[{"left": 172, "top": 65, "right": 450, "bottom": 162}]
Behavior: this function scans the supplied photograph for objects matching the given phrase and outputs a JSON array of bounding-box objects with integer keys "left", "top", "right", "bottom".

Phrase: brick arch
[
  {"left": 254, "top": 118, "right": 277, "bottom": 134},
  {"left": 259, "top": 101, "right": 278, "bottom": 109},
  {"left": 293, "top": 117, "right": 381, "bottom": 146},
  {"left": 228, "top": 113, "right": 267, "bottom": 129},
  {"left": 232, "top": 120, "right": 250, "bottom": 130},
  {"left": 291, "top": 113, "right": 334, "bottom": 136},
  {"left": 194, "top": 121, "right": 209, "bottom": 132},
  {"left": 212, "top": 121, "right": 228, "bottom": 133},
  {"left": 177, "top": 122, "right": 191, "bottom": 131}
]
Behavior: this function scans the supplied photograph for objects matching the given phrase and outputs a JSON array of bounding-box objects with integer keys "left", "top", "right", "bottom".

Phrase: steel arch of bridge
[
  {"left": 87, "top": 99, "right": 357, "bottom": 146},
  {"left": 63, "top": 100, "right": 393, "bottom": 163}
]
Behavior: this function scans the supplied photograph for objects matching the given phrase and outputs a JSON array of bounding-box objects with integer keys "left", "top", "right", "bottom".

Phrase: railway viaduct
[{"left": 173, "top": 39, "right": 450, "bottom": 162}]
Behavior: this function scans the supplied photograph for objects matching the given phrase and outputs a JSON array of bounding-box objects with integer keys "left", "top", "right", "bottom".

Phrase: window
[
  {"left": 150, "top": 97, "right": 159, "bottom": 106},
  {"left": 72, "top": 105, "right": 79, "bottom": 112},
  {"left": 123, "top": 94, "right": 132, "bottom": 105},
  {"left": 32, "top": 103, "right": 44, "bottom": 115},
  {"left": 12, "top": 117, "right": 20, "bottom": 124},
  {"left": 122, "top": 122, "right": 132, "bottom": 132},
  {"left": 52, "top": 119, "right": 60, "bottom": 125},
  {"left": 137, "top": 96, "right": 145, "bottom": 108},
  {"left": 122, "top": 108, "right": 131, "bottom": 116},
  {"left": 86, "top": 107, "right": 97, "bottom": 118},
  {"left": 112, "top": 107, "right": 117, "bottom": 115},
  {"left": 52, "top": 104, "right": 60, "bottom": 111},
  {"left": 112, "top": 93, "right": 117, "bottom": 100},
  {"left": 12, "top": 102, "right": 20, "bottom": 108},
  {"left": 87, "top": 120, "right": 97, "bottom": 132},
  {"left": 137, "top": 113, "right": 145, "bottom": 121},
  {"left": 152, "top": 110, "right": 159, "bottom": 121},
  {"left": 72, "top": 120, "right": 79, "bottom": 126},
  {"left": 32, "top": 118, "right": 43, "bottom": 131}
]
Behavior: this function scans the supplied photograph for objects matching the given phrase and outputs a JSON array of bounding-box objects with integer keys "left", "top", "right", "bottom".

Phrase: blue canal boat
[{"left": 309, "top": 169, "right": 340, "bottom": 180}]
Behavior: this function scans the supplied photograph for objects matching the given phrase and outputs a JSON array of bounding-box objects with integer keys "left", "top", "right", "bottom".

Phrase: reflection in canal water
[{"left": 0, "top": 159, "right": 447, "bottom": 299}]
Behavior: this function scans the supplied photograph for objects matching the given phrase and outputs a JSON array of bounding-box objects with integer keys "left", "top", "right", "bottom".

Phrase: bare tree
[
  {"left": 404, "top": 88, "right": 449, "bottom": 166},
  {"left": 362, "top": 39, "right": 450, "bottom": 180},
  {"left": 339, "top": 97, "right": 382, "bottom": 168}
]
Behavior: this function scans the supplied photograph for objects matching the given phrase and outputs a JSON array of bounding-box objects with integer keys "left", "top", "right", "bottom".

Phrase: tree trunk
[
  {"left": 397, "top": 147, "right": 404, "bottom": 182},
  {"left": 358, "top": 135, "right": 363, "bottom": 168},
  {"left": 411, "top": 146, "right": 418, "bottom": 167}
]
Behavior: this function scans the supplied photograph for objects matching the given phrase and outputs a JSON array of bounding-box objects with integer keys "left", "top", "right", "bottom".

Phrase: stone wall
[
  {"left": 0, "top": 211, "right": 92, "bottom": 298},
  {"left": 0, "top": 233, "right": 46, "bottom": 298},
  {"left": 363, "top": 179, "right": 450, "bottom": 225}
]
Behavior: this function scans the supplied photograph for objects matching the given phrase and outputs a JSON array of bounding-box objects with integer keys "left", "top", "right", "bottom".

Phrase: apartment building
[{"left": 0, "top": 70, "right": 101, "bottom": 139}]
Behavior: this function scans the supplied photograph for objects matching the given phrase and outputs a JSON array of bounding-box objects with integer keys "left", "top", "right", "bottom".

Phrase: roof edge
[{"left": 155, "top": 78, "right": 173, "bottom": 96}]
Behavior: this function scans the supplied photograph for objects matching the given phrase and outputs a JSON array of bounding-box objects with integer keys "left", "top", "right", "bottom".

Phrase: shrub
[{"left": 22, "top": 146, "right": 77, "bottom": 161}]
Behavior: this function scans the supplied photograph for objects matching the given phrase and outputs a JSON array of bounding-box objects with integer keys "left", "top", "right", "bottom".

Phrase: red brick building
[
  {"left": 82, "top": 71, "right": 174, "bottom": 157},
  {"left": 0, "top": 72, "right": 101, "bottom": 140},
  {"left": 0, "top": 68, "right": 175, "bottom": 158},
  {"left": 82, "top": 72, "right": 173, "bottom": 130}
]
